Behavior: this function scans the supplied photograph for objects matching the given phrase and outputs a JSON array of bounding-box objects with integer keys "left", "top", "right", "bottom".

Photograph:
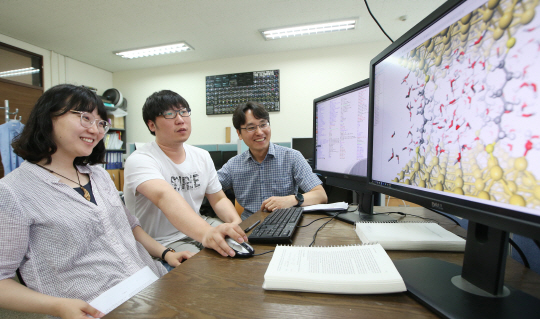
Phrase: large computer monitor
[
  {"left": 369, "top": 0, "right": 540, "bottom": 317},
  {"left": 313, "top": 79, "right": 392, "bottom": 223}
]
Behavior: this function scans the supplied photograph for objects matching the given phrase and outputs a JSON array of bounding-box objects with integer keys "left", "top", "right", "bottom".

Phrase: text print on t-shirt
[{"left": 171, "top": 173, "right": 201, "bottom": 191}]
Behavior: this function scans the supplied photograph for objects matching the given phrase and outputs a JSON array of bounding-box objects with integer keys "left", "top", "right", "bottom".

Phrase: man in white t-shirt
[{"left": 124, "top": 90, "right": 246, "bottom": 263}]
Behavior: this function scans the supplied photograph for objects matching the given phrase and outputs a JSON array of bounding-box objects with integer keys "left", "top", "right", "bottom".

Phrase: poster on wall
[{"left": 206, "top": 69, "right": 280, "bottom": 115}]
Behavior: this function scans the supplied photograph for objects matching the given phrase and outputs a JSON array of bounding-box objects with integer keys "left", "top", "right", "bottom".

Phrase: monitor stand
[
  {"left": 393, "top": 222, "right": 540, "bottom": 318},
  {"left": 327, "top": 191, "right": 396, "bottom": 224},
  {"left": 332, "top": 205, "right": 396, "bottom": 224}
]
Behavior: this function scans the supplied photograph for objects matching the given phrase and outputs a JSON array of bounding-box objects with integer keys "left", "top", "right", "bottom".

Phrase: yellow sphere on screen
[
  {"left": 523, "top": 176, "right": 535, "bottom": 187},
  {"left": 514, "top": 157, "right": 528, "bottom": 171},
  {"left": 509, "top": 194, "right": 526, "bottom": 207},
  {"left": 414, "top": 162, "right": 420, "bottom": 172},
  {"left": 477, "top": 191, "right": 490, "bottom": 200},
  {"left": 454, "top": 188, "right": 464, "bottom": 195},
  {"left": 490, "top": 166, "right": 503, "bottom": 181},
  {"left": 473, "top": 169, "right": 483, "bottom": 179},
  {"left": 437, "top": 174, "right": 445, "bottom": 184},
  {"left": 521, "top": 9, "right": 535, "bottom": 25},
  {"left": 475, "top": 179, "right": 485, "bottom": 191},
  {"left": 405, "top": 179, "right": 411, "bottom": 185},
  {"left": 419, "top": 180, "right": 426, "bottom": 188},
  {"left": 493, "top": 28, "right": 504, "bottom": 40},
  {"left": 507, "top": 37, "right": 516, "bottom": 49},
  {"left": 393, "top": 177, "right": 399, "bottom": 183},
  {"left": 499, "top": 12, "right": 513, "bottom": 30},
  {"left": 485, "top": 144, "right": 494, "bottom": 154},
  {"left": 435, "top": 183, "right": 444, "bottom": 191},
  {"left": 455, "top": 168, "right": 463, "bottom": 177},
  {"left": 487, "top": 0, "right": 500, "bottom": 10},
  {"left": 455, "top": 177, "right": 464, "bottom": 188},
  {"left": 399, "top": 171, "right": 405, "bottom": 180}
]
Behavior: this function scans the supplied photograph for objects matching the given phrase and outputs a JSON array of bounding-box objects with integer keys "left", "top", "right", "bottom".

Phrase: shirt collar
[
  {"left": 246, "top": 142, "right": 276, "bottom": 163},
  {"left": 26, "top": 161, "right": 93, "bottom": 183}
]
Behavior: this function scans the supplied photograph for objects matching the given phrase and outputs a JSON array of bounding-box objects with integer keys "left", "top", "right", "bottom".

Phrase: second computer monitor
[
  {"left": 314, "top": 80, "right": 370, "bottom": 179},
  {"left": 313, "top": 79, "right": 389, "bottom": 222}
]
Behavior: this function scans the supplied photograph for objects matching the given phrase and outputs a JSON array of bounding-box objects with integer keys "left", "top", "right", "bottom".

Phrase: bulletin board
[{"left": 206, "top": 69, "right": 280, "bottom": 115}]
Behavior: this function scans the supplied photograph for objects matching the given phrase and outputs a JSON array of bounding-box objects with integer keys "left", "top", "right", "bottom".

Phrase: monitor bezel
[
  {"left": 312, "top": 78, "right": 371, "bottom": 191},
  {"left": 367, "top": 0, "right": 540, "bottom": 241}
]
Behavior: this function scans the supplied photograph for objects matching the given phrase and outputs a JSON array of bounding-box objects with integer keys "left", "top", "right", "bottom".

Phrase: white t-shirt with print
[{"left": 124, "top": 141, "right": 222, "bottom": 245}]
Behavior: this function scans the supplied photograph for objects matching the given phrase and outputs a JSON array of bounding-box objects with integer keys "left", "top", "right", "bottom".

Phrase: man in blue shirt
[{"left": 218, "top": 102, "right": 327, "bottom": 220}]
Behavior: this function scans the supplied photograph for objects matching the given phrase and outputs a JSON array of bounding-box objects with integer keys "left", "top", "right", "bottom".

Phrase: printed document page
[{"left": 89, "top": 266, "right": 159, "bottom": 314}]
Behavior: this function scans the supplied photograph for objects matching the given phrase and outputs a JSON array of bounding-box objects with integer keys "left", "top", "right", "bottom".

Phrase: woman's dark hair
[
  {"left": 142, "top": 90, "right": 190, "bottom": 136},
  {"left": 232, "top": 101, "right": 270, "bottom": 130},
  {"left": 12, "top": 84, "right": 108, "bottom": 165}
]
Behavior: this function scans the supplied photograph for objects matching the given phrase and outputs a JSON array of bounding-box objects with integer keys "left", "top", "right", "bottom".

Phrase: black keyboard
[{"left": 248, "top": 207, "right": 303, "bottom": 244}]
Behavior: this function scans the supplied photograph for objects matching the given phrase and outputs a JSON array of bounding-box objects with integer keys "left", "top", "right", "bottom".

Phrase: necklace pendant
[{"left": 81, "top": 186, "right": 91, "bottom": 201}]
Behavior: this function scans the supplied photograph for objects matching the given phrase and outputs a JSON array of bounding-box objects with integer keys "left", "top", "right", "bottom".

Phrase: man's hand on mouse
[
  {"left": 260, "top": 195, "right": 296, "bottom": 212},
  {"left": 201, "top": 223, "right": 248, "bottom": 257}
]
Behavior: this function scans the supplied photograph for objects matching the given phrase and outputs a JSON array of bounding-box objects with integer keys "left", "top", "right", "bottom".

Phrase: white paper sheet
[
  {"left": 302, "top": 202, "right": 348, "bottom": 212},
  {"left": 89, "top": 266, "right": 159, "bottom": 314}
]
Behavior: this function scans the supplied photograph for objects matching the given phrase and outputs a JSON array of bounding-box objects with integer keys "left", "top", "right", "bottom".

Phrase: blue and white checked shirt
[
  {"left": 0, "top": 121, "right": 24, "bottom": 175},
  {"left": 218, "top": 143, "right": 322, "bottom": 217}
]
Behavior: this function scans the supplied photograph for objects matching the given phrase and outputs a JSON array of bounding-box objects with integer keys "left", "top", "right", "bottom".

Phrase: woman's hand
[
  {"left": 53, "top": 298, "right": 105, "bottom": 319},
  {"left": 164, "top": 250, "right": 196, "bottom": 267}
]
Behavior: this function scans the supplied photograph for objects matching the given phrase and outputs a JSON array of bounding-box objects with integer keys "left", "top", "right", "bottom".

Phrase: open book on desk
[
  {"left": 263, "top": 244, "right": 406, "bottom": 294},
  {"left": 355, "top": 222, "right": 466, "bottom": 251}
]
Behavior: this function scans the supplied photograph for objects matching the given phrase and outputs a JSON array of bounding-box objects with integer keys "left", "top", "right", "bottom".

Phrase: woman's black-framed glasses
[
  {"left": 71, "top": 110, "right": 110, "bottom": 133},
  {"left": 160, "top": 109, "right": 191, "bottom": 119}
]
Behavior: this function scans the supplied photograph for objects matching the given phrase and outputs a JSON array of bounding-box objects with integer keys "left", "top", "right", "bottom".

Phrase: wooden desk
[{"left": 107, "top": 208, "right": 540, "bottom": 318}]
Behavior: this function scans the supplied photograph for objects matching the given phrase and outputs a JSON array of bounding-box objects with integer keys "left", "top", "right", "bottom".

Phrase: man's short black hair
[
  {"left": 232, "top": 101, "right": 269, "bottom": 130},
  {"left": 142, "top": 90, "right": 191, "bottom": 136},
  {"left": 12, "top": 84, "right": 107, "bottom": 165}
]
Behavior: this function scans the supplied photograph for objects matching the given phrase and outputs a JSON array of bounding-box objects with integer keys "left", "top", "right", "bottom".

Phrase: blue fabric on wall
[{"left": 0, "top": 120, "right": 25, "bottom": 175}]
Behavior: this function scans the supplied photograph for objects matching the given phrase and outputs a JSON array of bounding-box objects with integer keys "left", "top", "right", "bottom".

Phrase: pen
[{"left": 244, "top": 220, "right": 261, "bottom": 233}]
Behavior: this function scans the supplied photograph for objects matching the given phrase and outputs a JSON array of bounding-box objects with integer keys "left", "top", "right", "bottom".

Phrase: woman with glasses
[{"left": 0, "top": 84, "right": 194, "bottom": 319}]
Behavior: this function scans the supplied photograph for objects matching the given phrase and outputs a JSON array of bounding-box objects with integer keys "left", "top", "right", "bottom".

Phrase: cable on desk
[
  {"left": 308, "top": 212, "right": 339, "bottom": 247},
  {"left": 374, "top": 212, "right": 441, "bottom": 224},
  {"left": 297, "top": 215, "right": 334, "bottom": 227},
  {"left": 252, "top": 250, "right": 274, "bottom": 257},
  {"left": 509, "top": 237, "right": 530, "bottom": 268}
]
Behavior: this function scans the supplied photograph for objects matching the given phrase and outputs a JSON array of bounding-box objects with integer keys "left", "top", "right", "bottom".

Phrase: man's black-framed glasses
[
  {"left": 240, "top": 121, "right": 270, "bottom": 133},
  {"left": 160, "top": 109, "right": 191, "bottom": 119}
]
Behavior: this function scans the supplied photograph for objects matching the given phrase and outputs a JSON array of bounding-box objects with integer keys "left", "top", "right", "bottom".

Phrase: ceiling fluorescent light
[
  {"left": 261, "top": 19, "right": 357, "bottom": 40},
  {"left": 0, "top": 67, "right": 40, "bottom": 78},
  {"left": 115, "top": 42, "right": 193, "bottom": 59}
]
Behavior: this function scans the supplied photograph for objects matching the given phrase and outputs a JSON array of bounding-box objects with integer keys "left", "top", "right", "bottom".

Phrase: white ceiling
[{"left": 0, "top": 0, "right": 445, "bottom": 73}]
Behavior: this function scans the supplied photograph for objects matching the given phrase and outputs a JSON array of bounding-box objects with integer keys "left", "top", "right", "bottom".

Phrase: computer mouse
[{"left": 225, "top": 237, "right": 255, "bottom": 258}]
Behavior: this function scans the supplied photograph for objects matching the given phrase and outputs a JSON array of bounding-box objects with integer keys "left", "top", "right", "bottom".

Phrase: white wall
[
  {"left": 113, "top": 41, "right": 389, "bottom": 146},
  {"left": 65, "top": 58, "right": 113, "bottom": 95},
  {"left": 1, "top": 33, "right": 112, "bottom": 94}
]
